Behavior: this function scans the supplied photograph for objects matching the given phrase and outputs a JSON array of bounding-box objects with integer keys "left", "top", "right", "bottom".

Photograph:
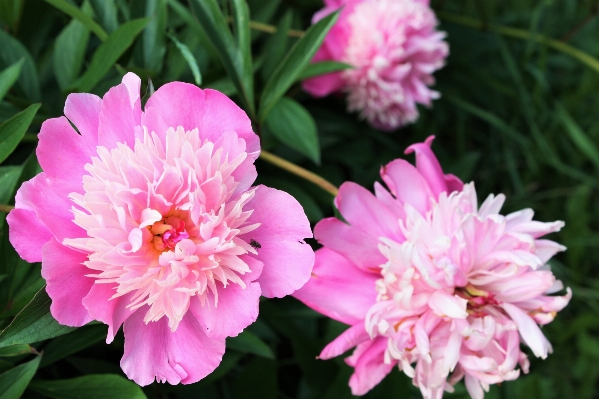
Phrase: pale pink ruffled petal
[
  {"left": 502, "top": 303, "right": 552, "bottom": 359},
  {"left": 240, "top": 185, "right": 314, "bottom": 298},
  {"left": 83, "top": 283, "right": 136, "bottom": 343},
  {"left": 41, "top": 238, "right": 94, "bottom": 327},
  {"left": 121, "top": 310, "right": 225, "bottom": 386},
  {"left": 428, "top": 291, "right": 468, "bottom": 319},
  {"left": 314, "top": 217, "right": 386, "bottom": 272},
  {"left": 347, "top": 337, "right": 395, "bottom": 396},
  {"left": 98, "top": 73, "right": 141, "bottom": 148},
  {"left": 320, "top": 322, "right": 370, "bottom": 359},
  {"left": 293, "top": 248, "right": 378, "bottom": 325},
  {"left": 7, "top": 208, "right": 52, "bottom": 263}
]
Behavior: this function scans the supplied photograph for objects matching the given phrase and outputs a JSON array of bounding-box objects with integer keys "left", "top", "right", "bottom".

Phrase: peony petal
[
  {"left": 64, "top": 92, "right": 101, "bottom": 148},
  {"left": 240, "top": 185, "right": 314, "bottom": 298},
  {"left": 41, "top": 238, "right": 93, "bottom": 327},
  {"left": 381, "top": 159, "right": 434, "bottom": 215},
  {"left": 302, "top": 71, "right": 345, "bottom": 97},
  {"left": 320, "top": 322, "right": 370, "bottom": 360},
  {"left": 98, "top": 73, "right": 141, "bottom": 149},
  {"left": 314, "top": 217, "right": 387, "bottom": 272},
  {"left": 335, "top": 182, "right": 402, "bottom": 240},
  {"left": 83, "top": 283, "right": 136, "bottom": 343},
  {"left": 121, "top": 309, "right": 225, "bottom": 386},
  {"left": 293, "top": 248, "right": 378, "bottom": 325},
  {"left": 346, "top": 337, "right": 395, "bottom": 396},
  {"left": 7, "top": 208, "right": 52, "bottom": 263},
  {"left": 428, "top": 291, "right": 468, "bottom": 319},
  {"left": 502, "top": 302, "right": 552, "bottom": 359},
  {"left": 404, "top": 136, "right": 449, "bottom": 197}
]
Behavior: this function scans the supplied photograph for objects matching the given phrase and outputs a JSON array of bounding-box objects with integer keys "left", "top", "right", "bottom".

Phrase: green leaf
[
  {"left": 75, "top": 18, "right": 150, "bottom": 92},
  {"left": 0, "top": 59, "right": 23, "bottom": 103},
  {"left": 40, "top": 324, "right": 107, "bottom": 367},
  {"left": 188, "top": 0, "right": 255, "bottom": 117},
  {"left": 0, "top": 166, "right": 21, "bottom": 205},
  {"left": 89, "top": 0, "right": 118, "bottom": 33},
  {"left": 259, "top": 11, "right": 339, "bottom": 121},
  {"left": 167, "top": 33, "right": 202, "bottom": 85},
  {"left": 44, "top": 0, "right": 108, "bottom": 41},
  {"left": 0, "top": 30, "right": 40, "bottom": 101},
  {"left": 260, "top": 11, "right": 292, "bottom": 82},
  {"left": 558, "top": 104, "right": 599, "bottom": 170},
  {"left": 297, "top": 61, "right": 352, "bottom": 81},
  {"left": 227, "top": 330, "right": 274, "bottom": 359},
  {"left": 231, "top": 0, "right": 253, "bottom": 107},
  {"left": 0, "top": 355, "right": 40, "bottom": 399},
  {"left": 28, "top": 374, "right": 147, "bottom": 399},
  {"left": 0, "top": 344, "right": 32, "bottom": 357},
  {"left": 264, "top": 97, "right": 320, "bottom": 164},
  {"left": 141, "top": 0, "right": 167, "bottom": 72},
  {"left": 0, "top": 0, "right": 24, "bottom": 31},
  {"left": 0, "top": 287, "right": 75, "bottom": 349},
  {"left": 0, "top": 104, "right": 40, "bottom": 164},
  {"left": 53, "top": 4, "right": 91, "bottom": 91}
]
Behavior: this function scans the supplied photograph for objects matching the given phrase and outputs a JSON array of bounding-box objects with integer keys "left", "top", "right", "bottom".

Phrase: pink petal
[
  {"left": 482, "top": 271, "right": 555, "bottom": 303},
  {"left": 98, "top": 73, "right": 141, "bottom": 149},
  {"left": 64, "top": 92, "right": 101, "bottom": 148},
  {"left": 404, "top": 136, "right": 449, "bottom": 197},
  {"left": 302, "top": 71, "right": 345, "bottom": 97},
  {"left": 293, "top": 248, "right": 378, "bottom": 325},
  {"left": 502, "top": 303, "right": 552, "bottom": 359},
  {"left": 320, "top": 322, "right": 370, "bottom": 359},
  {"left": 335, "top": 182, "right": 402, "bottom": 240},
  {"left": 121, "top": 309, "right": 225, "bottom": 386},
  {"left": 314, "top": 217, "right": 387, "bottom": 272},
  {"left": 240, "top": 185, "right": 314, "bottom": 298},
  {"left": 346, "top": 337, "right": 395, "bottom": 396},
  {"left": 381, "top": 159, "right": 434, "bottom": 215},
  {"left": 83, "top": 283, "right": 136, "bottom": 343},
  {"left": 428, "top": 291, "right": 468, "bottom": 319},
  {"left": 41, "top": 238, "right": 93, "bottom": 327},
  {"left": 190, "top": 256, "right": 263, "bottom": 339},
  {"left": 7, "top": 208, "right": 52, "bottom": 262}
]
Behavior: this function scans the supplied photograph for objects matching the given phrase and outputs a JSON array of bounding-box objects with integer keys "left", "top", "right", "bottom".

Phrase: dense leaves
[{"left": 0, "top": 0, "right": 597, "bottom": 398}]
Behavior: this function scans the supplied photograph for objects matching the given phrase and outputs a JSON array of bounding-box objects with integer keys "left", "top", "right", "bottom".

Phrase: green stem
[
  {"left": 439, "top": 12, "right": 599, "bottom": 74},
  {"left": 259, "top": 150, "right": 339, "bottom": 197},
  {"left": 0, "top": 204, "right": 14, "bottom": 213}
]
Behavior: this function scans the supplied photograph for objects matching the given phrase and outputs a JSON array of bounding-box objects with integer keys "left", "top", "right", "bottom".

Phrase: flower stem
[
  {"left": 0, "top": 204, "right": 14, "bottom": 213},
  {"left": 438, "top": 12, "right": 599, "bottom": 74},
  {"left": 249, "top": 20, "right": 304, "bottom": 38},
  {"left": 259, "top": 151, "right": 339, "bottom": 197}
]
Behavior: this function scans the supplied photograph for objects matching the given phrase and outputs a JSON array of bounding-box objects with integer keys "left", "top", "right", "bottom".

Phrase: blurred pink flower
[
  {"left": 8, "top": 73, "right": 314, "bottom": 386},
  {"left": 303, "top": 0, "right": 448, "bottom": 130},
  {"left": 294, "top": 136, "right": 571, "bottom": 398}
]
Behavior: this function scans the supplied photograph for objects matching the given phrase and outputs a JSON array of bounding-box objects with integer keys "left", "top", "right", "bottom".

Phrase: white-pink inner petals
[{"left": 64, "top": 126, "right": 259, "bottom": 331}]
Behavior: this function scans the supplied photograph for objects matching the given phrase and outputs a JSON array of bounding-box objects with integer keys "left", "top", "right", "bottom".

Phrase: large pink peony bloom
[
  {"left": 8, "top": 73, "right": 315, "bottom": 386},
  {"left": 294, "top": 136, "right": 571, "bottom": 399},
  {"left": 303, "top": 0, "right": 448, "bottom": 130}
]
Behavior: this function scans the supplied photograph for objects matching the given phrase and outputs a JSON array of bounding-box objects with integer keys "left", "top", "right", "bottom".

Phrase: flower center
[
  {"left": 455, "top": 284, "right": 500, "bottom": 318},
  {"left": 150, "top": 216, "right": 189, "bottom": 251}
]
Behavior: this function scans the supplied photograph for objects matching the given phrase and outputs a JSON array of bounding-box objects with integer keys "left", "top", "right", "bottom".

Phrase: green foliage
[{"left": 0, "top": 0, "right": 598, "bottom": 398}]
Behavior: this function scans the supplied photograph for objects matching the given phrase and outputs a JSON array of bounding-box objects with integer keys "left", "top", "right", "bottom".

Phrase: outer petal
[
  {"left": 335, "top": 182, "right": 402, "bottom": 240},
  {"left": 502, "top": 303, "right": 552, "bottom": 359},
  {"left": 381, "top": 159, "right": 434, "bottom": 215},
  {"left": 404, "top": 136, "right": 450, "bottom": 197},
  {"left": 240, "top": 186, "right": 314, "bottom": 298},
  {"left": 121, "top": 309, "right": 225, "bottom": 386},
  {"left": 7, "top": 208, "right": 52, "bottom": 262},
  {"left": 293, "top": 248, "right": 377, "bottom": 325},
  {"left": 190, "top": 256, "right": 263, "bottom": 339},
  {"left": 98, "top": 73, "right": 142, "bottom": 149},
  {"left": 302, "top": 70, "right": 345, "bottom": 97},
  {"left": 346, "top": 337, "right": 395, "bottom": 396},
  {"left": 314, "top": 217, "right": 386, "bottom": 272},
  {"left": 64, "top": 92, "right": 101, "bottom": 144},
  {"left": 83, "top": 283, "right": 136, "bottom": 343},
  {"left": 320, "top": 322, "right": 370, "bottom": 359},
  {"left": 41, "top": 238, "right": 94, "bottom": 327}
]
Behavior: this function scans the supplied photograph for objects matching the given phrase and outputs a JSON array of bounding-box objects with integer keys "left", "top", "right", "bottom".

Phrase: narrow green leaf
[
  {"left": 558, "top": 104, "right": 599, "bottom": 170},
  {"left": 265, "top": 97, "right": 320, "bottom": 164},
  {"left": 0, "top": 344, "right": 32, "bottom": 357},
  {"left": 167, "top": 33, "right": 202, "bottom": 85},
  {"left": 89, "top": 0, "right": 118, "bottom": 33},
  {"left": 0, "top": 0, "right": 24, "bottom": 31},
  {"left": 44, "top": 0, "right": 108, "bottom": 41},
  {"left": 0, "top": 59, "right": 23, "bottom": 103},
  {"left": 187, "top": 0, "right": 255, "bottom": 116},
  {"left": 297, "top": 61, "right": 352, "bottom": 81},
  {"left": 40, "top": 324, "right": 107, "bottom": 367},
  {"left": 231, "top": 0, "right": 254, "bottom": 106},
  {"left": 28, "top": 374, "right": 147, "bottom": 399},
  {"left": 0, "top": 355, "right": 40, "bottom": 399},
  {"left": 0, "top": 104, "right": 40, "bottom": 164},
  {"left": 75, "top": 18, "right": 150, "bottom": 92},
  {"left": 53, "top": 5, "right": 91, "bottom": 91},
  {"left": 142, "top": 0, "right": 167, "bottom": 72},
  {"left": 0, "top": 166, "right": 22, "bottom": 205},
  {"left": 227, "top": 330, "right": 274, "bottom": 359},
  {"left": 0, "top": 287, "right": 75, "bottom": 349},
  {"left": 259, "top": 11, "right": 339, "bottom": 121},
  {"left": 260, "top": 11, "right": 292, "bottom": 82},
  {"left": 0, "top": 30, "right": 40, "bottom": 101}
]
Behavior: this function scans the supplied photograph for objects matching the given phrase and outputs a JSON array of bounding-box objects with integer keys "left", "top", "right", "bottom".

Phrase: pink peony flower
[
  {"left": 303, "top": 0, "right": 449, "bottom": 131},
  {"left": 8, "top": 73, "right": 315, "bottom": 386},
  {"left": 293, "top": 136, "right": 571, "bottom": 399}
]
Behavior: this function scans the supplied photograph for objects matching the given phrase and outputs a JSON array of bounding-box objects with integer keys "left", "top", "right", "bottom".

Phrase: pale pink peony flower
[
  {"left": 294, "top": 136, "right": 571, "bottom": 399},
  {"left": 8, "top": 73, "right": 315, "bottom": 386},
  {"left": 303, "top": 0, "right": 449, "bottom": 130}
]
